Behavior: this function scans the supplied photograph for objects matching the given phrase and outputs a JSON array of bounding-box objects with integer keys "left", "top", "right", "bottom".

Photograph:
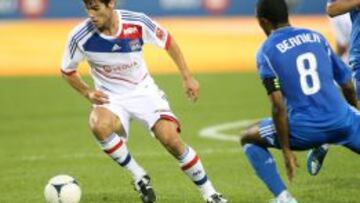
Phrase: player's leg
[
  {"left": 240, "top": 118, "right": 297, "bottom": 203},
  {"left": 89, "top": 107, "right": 155, "bottom": 203},
  {"left": 307, "top": 14, "right": 352, "bottom": 177},
  {"left": 152, "top": 118, "right": 227, "bottom": 203},
  {"left": 341, "top": 112, "right": 360, "bottom": 154}
]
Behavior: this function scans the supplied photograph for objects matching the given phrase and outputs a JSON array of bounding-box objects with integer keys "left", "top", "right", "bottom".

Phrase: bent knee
[
  {"left": 240, "top": 124, "right": 260, "bottom": 146},
  {"left": 240, "top": 131, "right": 251, "bottom": 146},
  {"left": 89, "top": 116, "right": 115, "bottom": 138}
]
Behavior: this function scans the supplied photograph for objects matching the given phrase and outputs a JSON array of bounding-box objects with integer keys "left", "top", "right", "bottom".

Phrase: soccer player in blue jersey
[
  {"left": 307, "top": 0, "right": 360, "bottom": 176},
  {"left": 240, "top": 0, "right": 359, "bottom": 202}
]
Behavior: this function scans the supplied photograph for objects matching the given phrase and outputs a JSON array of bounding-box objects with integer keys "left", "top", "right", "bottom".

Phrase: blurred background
[
  {"left": 0, "top": 0, "right": 333, "bottom": 76},
  {"left": 3, "top": 1, "right": 360, "bottom": 203}
]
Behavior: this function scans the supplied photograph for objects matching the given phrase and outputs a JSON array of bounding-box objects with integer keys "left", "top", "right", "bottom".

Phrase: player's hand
[
  {"left": 283, "top": 149, "right": 299, "bottom": 182},
  {"left": 183, "top": 77, "right": 200, "bottom": 102},
  {"left": 85, "top": 90, "right": 109, "bottom": 105}
]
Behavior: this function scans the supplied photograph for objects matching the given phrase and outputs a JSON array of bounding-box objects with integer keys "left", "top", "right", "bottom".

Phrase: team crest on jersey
[
  {"left": 129, "top": 39, "right": 142, "bottom": 51},
  {"left": 155, "top": 27, "right": 166, "bottom": 41}
]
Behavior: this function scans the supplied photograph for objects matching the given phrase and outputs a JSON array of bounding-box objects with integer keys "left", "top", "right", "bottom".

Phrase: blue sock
[{"left": 243, "top": 143, "right": 286, "bottom": 197}]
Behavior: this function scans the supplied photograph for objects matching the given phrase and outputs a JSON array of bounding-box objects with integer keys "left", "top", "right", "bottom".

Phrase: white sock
[
  {"left": 178, "top": 146, "right": 216, "bottom": 199},
  {"left": 277, "top": 190, "right": 294, "bottom": 202},
  {"left": 100, "top": 133, "right": 146, "bottom": 182}
]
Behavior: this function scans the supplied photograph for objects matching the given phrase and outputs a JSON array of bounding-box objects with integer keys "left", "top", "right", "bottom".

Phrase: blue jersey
[
  {"left": 349, "top": 9, "right": 360, "bottom": 65},
  {"left": 257, "top": 27, "right": 352, "bottom": 128}
]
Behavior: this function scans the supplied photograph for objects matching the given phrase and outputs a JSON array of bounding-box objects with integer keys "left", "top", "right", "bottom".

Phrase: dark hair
[
  {"left": 256, "top": 0, "right": 289, "bottom": 25},
  {"left": 83, "top": 0, "right": 112, "bottom": 6}
]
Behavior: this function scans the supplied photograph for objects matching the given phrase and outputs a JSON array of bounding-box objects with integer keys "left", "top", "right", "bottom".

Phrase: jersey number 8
[{"left": 296, "top": 52, "right": 321, "bottom": 95}]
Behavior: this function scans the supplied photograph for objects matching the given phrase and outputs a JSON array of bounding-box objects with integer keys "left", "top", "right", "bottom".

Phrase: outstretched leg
[
  {"left": 240, "top": 119, "right": 297, "bottom": 203},
  {"left": 152, "top": 118, "right": 227, "bottom": 203},
  {"left": 89, "top": 107, "right": 155, "bottom": 203}
]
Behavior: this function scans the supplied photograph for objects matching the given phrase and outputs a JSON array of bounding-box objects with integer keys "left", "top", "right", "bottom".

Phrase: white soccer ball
[{"left": 44, "top": 174, "right": 82, "bottom": 203}]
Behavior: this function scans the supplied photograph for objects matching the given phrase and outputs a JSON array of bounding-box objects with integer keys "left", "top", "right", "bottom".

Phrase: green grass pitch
[{"left": 0, "top": 73, "right": 359, "bottom": 203}]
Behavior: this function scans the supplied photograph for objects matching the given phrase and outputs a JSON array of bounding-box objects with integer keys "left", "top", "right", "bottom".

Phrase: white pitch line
[{"left": 199, "top": 119, "right": 258, "bottom": 142}]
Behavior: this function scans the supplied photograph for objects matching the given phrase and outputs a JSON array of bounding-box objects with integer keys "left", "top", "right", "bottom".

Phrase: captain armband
[{"left": 262, "top": 77, "right": 281, "bottom": 95}]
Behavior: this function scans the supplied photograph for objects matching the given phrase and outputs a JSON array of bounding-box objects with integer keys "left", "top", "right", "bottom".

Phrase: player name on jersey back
[{"left": 276, "top": 33, "right": 321, "bottom": 54}]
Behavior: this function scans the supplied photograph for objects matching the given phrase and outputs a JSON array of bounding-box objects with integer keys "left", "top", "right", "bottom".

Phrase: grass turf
[{"left": 0, "top": 73, "right": 359, "bottom": 203}]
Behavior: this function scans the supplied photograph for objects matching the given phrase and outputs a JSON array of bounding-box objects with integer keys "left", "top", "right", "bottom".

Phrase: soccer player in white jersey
[
  {"left": 60, "top": 0, "right": 227, "bottom": 203},
  {"left": 328, "top": 1, "right": 352, "bottom": 63}
]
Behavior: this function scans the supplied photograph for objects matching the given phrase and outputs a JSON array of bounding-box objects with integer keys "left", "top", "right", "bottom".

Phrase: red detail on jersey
[
  {"left": 156, "top": 27, "right": 166, "bottom": 41},
  {"left": 104, "top": 139, "right": 124, "bottom": 154},
  {"left": 181, "top": 155, "right": 199, "bottom": 170},
  {"left": 165, "top": 34, "right": 172, "bottom": 50},
  {"left": 119, "top": 24, "right": 143, "bottom": 39},
  {"left": 60, "top": 69, "right": 77, "bottom": 76},
  {"left": 160, "top": 114, "right": 181, "bottom": 133}
]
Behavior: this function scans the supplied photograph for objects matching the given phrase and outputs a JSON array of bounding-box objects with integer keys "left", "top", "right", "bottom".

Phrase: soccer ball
[{"left": 44, "top": 174, "right": 82, "bottom": 203}]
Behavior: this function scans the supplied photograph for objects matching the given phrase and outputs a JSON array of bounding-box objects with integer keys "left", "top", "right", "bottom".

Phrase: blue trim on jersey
[
  {"left": 194, "top": 175, "right": 208, "bottom": 186},
  {"left": 83, "top": 33, "right": 144, "bottom": 53},
  {"left": 71, "top": 21, "right": 92, "bottom": 43},
  {"left": 121, "top": 12, "right": 156, "bottom": 32},
  {"left": 69, "top": 23, "right": 95, "bottom": 58},
  {"left": 69, "top": 22, "right": 92, "bottom": 50}
]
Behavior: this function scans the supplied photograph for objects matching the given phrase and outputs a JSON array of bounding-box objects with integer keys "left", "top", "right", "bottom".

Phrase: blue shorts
[{"left": 258, "top": 110, "right": 360, "bottom": 153}]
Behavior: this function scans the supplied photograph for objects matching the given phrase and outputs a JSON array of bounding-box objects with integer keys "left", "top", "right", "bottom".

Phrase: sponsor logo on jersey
[
  {"left": 100, "top": 61, "right": 139, "bottom": 74},
  {"left": 123, "top": 26, "right": 138, "bottom": 35},
  {"left": 103, "top": 65, "right": 112, "bottom": 73}
]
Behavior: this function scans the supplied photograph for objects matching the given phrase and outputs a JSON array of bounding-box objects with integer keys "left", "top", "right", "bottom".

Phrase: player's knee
[
  {"left": 240, "top": 126, "right": 257, "bottom": 146},
  {"left": 89, "top": 118, "right": 113, "bottom": 139},
  {"left": 240, "top": 132, "right": 250, "bottom": 146}
]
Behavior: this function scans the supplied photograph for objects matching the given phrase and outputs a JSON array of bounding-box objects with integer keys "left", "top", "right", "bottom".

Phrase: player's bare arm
[
  {"left": 269, "top": 90, "right": 298, "bottom": 182},
  {"left": 340, "top": 80, "right": 359, "bottom": 108},
  {"left": 166, "top": 38, "right": 199, "bottom": 102},
  {"left": 327, "top": 0, "right": 360, "bottom": 17},
  {"left": 62, "top": 72, "right": 109, "bottom": 105}
]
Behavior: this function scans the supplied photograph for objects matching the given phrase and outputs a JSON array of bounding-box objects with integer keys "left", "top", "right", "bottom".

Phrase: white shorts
[
  {"left": 330, "top": 13, "right": 352, "bottom": 46},
  {"left": 94, "top": 83, "right": 180, "bottom": 138}
]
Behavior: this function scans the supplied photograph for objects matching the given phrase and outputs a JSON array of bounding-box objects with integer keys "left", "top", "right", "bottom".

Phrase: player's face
[{"left": 84, "top": 0, "right": 115, "bottom": 30}]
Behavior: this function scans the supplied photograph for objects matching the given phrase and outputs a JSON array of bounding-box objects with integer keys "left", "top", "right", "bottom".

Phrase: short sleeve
[
  {"left": 256, "top": 49, "right": 277, "bottom": 80},
  {"left": 140, "top": 13, "right": 172, "bottom": 50},
  {"left": 60, "top": 32, "right": 85, "bottom": 75},
  {"left": 330, "top": 49, "right": 352, "bottom": 84}
]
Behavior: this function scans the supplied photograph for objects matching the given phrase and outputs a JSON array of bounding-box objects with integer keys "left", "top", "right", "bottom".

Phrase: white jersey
[
  {"left": 329, "top": 12, "right": 352, "bottom": 46},
  {"left": 61, "top": 10, "right": 172, "bottom": 95}
]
